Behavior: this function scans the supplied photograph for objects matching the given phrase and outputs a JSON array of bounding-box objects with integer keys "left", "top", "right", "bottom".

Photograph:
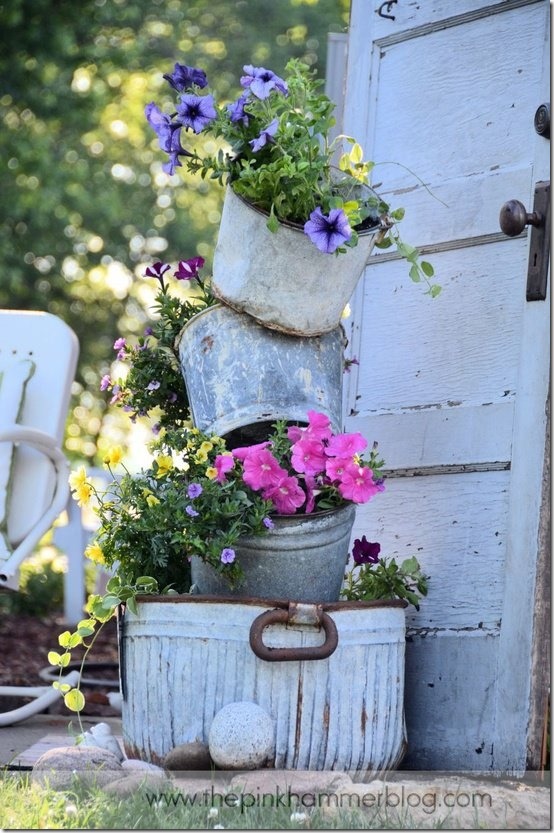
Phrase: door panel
[{"left": 342, "top": 0, "right": 550, "bottom": 770}]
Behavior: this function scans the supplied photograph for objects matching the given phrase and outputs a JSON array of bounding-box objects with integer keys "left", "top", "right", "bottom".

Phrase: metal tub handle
[{"left": 249, "top": 603, "right": 338, "bottom": 662}]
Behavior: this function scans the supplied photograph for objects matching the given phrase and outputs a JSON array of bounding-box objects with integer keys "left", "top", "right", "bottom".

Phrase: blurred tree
[{"left": 0, "top": 0, "right": 349, "bottom": 461}]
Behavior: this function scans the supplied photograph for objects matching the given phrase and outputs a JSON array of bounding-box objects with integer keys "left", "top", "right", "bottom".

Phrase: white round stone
[{"left": 208, "top": 701, "right": 275, "bottom": 770}]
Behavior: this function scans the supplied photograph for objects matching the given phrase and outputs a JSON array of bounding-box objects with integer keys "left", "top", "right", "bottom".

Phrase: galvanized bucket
[
  {"left": 211, "top": 187, "right": 383, "bottom": 336},
  {"left": 190, "top": 504, "right": 356, "bottom": 603},
  {"left": 177, "top": 304, "right": 346, "bottom": 447},
  {"left": 120, "top": 596, "right": 407, "bottom": 780}
]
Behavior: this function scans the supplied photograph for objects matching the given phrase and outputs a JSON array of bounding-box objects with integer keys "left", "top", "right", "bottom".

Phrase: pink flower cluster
[{"left": 213, "top": 410, "right": 384, "bottom": 515}]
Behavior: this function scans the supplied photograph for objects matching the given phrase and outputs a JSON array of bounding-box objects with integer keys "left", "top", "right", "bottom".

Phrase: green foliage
[
  {"left": 342, "top": 555, "right": 429, "bottom": 610},
  {"left": 105, "top": 262, "right": 215, "bottom": 429}
]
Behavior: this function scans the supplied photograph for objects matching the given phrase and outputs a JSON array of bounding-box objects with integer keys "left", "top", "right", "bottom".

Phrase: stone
[
  {"left": 79, "top": 721, "right": 124, "bottom": 761},
  {"left": 32, "top": 745, "right": 123, "bottom": 790},
  {"left": 121, "top": 758, "right": 167, "bottom": 775},
  {"left": 208, "top": 701, "right": 275, "bottom": 770},
  {"left": 163, "top": 742, "right": 212, "bottom": 771}
]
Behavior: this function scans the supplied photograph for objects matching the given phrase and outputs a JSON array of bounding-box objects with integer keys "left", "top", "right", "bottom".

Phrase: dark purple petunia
[
  {"left": 144, "top": 102, "right": 191, "bottom": 175},
  {"left": 144, "top": 261, "right": 171, "bottom": 285},
  {"left": 240, "top": 65, "right": 288, "bottom": 99},
  {"left": 352, "top": 537, "right": 381, "bottom": 565},
  {"left": 163, "top": 63, "right": 207, "bottom": 92},
  {"left": 176, "top": 93, "right": 216, "bottom": 134},
  {"left": 174, "top": 256, "right": 205, "bottom": 281},
  {"left": 249, "top": 118, "right": 279, "bottom": 152},
  {"left": 226, "top": 93, "right": 250, "bottom": 125},
  {"left": 303, "top": 207, "right": 352, "bottom": 254}
]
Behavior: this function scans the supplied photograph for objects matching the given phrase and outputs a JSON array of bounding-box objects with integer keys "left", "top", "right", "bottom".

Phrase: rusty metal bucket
[
  {"left": 176, "top": 304, "right": 346, "bottom": 447},
  {"left": 190, "top": 504, "right": 356, "bottom": 602},
  {"left": 211, "top": 187, "right": 383, "bottom": 336},
  {"left": 120, "top": 596, "right": 407, "bottom": 780}
]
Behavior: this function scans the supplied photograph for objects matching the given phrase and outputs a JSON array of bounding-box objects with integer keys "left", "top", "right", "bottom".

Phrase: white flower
[
  {"left": 208, "top": 808, "right": 219, "bottom": 819},
  {"left": 290, "top": 811, "right": 309, "bottom": 823},
  {"left": 65, "top": 803, "right": 78, "bottom": 817}
]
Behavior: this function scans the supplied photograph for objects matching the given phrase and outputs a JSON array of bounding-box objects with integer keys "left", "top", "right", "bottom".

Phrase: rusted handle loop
[{"left": 249, "top": 608, "right": 338, "bottom": 662}]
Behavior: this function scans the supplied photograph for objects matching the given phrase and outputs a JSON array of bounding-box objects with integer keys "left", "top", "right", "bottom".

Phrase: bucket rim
[
  {"left": 227, "top": 183, "right": 383, "bottom": 237},
  {"left": 129, "top": 594, "right": 408, "bottom": 611},
  {"left": 176, "top": 300, "right": 347, "bottom": 342}
]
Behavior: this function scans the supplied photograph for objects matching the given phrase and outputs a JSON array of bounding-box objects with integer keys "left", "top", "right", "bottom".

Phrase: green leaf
[
  {"left": 266, "top": 206, "right": 279, "bottom": 233},
  {"left": 390, "top": 207, "right": 405, "bottom": 221},
  {"left": 430, "top": 284, "right": 442, "bottom": 298},
  {"left": 48, "top": 651, "right": 63, "bottom": 666},
  {"left": 58, "top": 631, "right": 72, "bottom": 648},
  {"left": 126, "top": 596, "right": 138, "bottom": 615},
  {"left": 64, "top": 689, "right": 85, "bottom": 712},
  {"left": 420, "top": 260, "right": 434, "bottom": 277},
  {"left": 409, "top": 263, "right": 421, "bottom": 283}
]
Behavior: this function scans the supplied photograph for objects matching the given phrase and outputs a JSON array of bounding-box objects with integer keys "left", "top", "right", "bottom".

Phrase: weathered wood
[{"left": 342, "top": 0, "right": 550, "bottom": 771}]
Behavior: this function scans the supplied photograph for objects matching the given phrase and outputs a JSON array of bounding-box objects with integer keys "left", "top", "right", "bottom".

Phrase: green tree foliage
[{"left": 0, "top": 0, "right": 349, "bottom": 460}]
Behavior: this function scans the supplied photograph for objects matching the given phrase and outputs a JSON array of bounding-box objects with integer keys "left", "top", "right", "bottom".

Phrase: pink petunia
[
  {"left": 263, "top": 475, "right": 306, "bottom": 514},
  {"left": 290, "top": 438, "right": 327, "bottom": 477},
  {"left": 337, "top": 463, "right": 380, "bottom": 504},
  {"left": 242, "top": 448, "right": 287, "bottom": 491},
  {"left": 306, "top": 410, "right": 333, "bottom": 441},
  {"left": 325, "top": 456, "right": 352, "bottom": 483},
  {"left": 286, "top": 424, "right": 304, "bottom": 444},
  {"left": 325, "top": 431, "right": 367, "bottom": 458},
  {"left": 232, "top": 441, "right": 270, "bottom": 461},
  {"left": 214, "top": 454, "right": 235, "bottom": 483}
]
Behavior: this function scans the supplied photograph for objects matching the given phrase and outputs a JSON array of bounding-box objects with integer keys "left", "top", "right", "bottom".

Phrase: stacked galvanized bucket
[{"left": 121, "top": 194, "right": 407, "bottom": 779}]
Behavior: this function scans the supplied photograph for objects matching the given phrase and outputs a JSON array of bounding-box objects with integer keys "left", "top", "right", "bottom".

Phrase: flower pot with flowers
[{"left": 145, "top": 58, "right": 440, "bottom": 335}]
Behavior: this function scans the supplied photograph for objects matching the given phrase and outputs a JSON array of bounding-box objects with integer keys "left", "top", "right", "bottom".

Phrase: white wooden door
[{"left": 341, "top": 0, "right": 550, "bottom": 772}]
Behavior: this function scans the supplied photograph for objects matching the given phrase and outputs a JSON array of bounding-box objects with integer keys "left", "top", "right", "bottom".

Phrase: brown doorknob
[{"left": 499, "top": 200, "right": 543, "bottom": 237}]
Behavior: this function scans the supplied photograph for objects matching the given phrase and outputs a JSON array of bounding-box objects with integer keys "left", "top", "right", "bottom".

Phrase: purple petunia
[
  {"left": 226, "top": 93, "right": 250, "bottom": 125},
  {"left": 144, "top": 103, "right": 191, "bottom": 175},
  {"left": 240, "top": 65, "right": 288, "bottom": 100},
  {"left": 220, "top": 547, "right": 236, "bottom": 565},
  {"left": 144, "top": 261, "right": 171, "bottom": 283},
  {"left": 163, "top": 63, "right": 207, "bottom": 92},
  {"left": 187, "top": 483, "right": 203, "bottom": 499},
  {"left": 186, "top": 505, "right": 199, "bottom": 517},
  {"left": 303, "top": 207, "right": 352, "bottom": 254},
  {"left": 100, "top": 374, "right": 111, "bottom": 391},
  {"left": 352, "top": 536, "right": 381, "bottom": 565},
  {"left": 146, "top": 380, "right": 161, "bottom": 391},
  {"left": 249, "top": 118, "right": 279, "bottom": 152},
  {"left": 176, "top": 93, "right": 216, "bottom": 134},
  {"left": 263, "top": 517, "right": 275, "bottom": 529},
  {"left": 174, "top": 256, "right": 205, "bottom": 281}
]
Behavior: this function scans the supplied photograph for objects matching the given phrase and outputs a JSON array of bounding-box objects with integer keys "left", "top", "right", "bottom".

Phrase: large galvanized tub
[
  {"left": 211, "top": 188, "right": 383, "bottom": 337},
  {"left": 191, "top": 504, "right": 356, "bottom": 603},
  {"left": 120, "top": 596, "right": 407, "bottom": 780},
  {"left": 177, "top": 304, "right": 346, "bottom": 447}
]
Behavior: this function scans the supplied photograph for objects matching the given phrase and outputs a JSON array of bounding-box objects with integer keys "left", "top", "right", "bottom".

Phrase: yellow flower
[
  {"left": 199, "top": 441, "right": 213, "bottom": 454},
  {"left": 75, "top": 482, "right": 93, "bottom": 507},
  {"left": 68, "top": 466, "right": 88, "bottom": 492},
  {"left": 85, "top": 542, "right": 105, "bottom": 565},
  {"left": 146, "top": 494, "right": 160, "bottom": 507},
  {"left": 103, "top": 446, "right": 124, "bottom": 467},
  {"left": 155, "top": 455, "right": 174, "bottom": 478},
  {"left": 205, "top": 466, "right": 218, "bottom": 480},
  {"left": 194, "top": 449, "right": 208, "bottom": 463}
]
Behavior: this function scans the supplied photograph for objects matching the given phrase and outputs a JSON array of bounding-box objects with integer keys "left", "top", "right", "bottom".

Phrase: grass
[{"left": 0, "top": 771, "right": 468, "bottom": 830}]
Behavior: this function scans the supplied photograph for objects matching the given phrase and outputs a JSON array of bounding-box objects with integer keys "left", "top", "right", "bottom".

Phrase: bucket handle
[{"left": 249, "top": 603, "right": 338, "bottom": 662}]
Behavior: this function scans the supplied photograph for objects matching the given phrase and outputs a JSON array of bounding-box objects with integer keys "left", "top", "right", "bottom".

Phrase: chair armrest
[{"left": 0, "top": 425, "right": 70, "bottom": 583}]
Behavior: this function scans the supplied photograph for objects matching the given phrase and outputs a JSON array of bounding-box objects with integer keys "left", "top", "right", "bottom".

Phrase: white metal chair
[{"left": 0, "top": 309, "right": 81, "bottom": 725}]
